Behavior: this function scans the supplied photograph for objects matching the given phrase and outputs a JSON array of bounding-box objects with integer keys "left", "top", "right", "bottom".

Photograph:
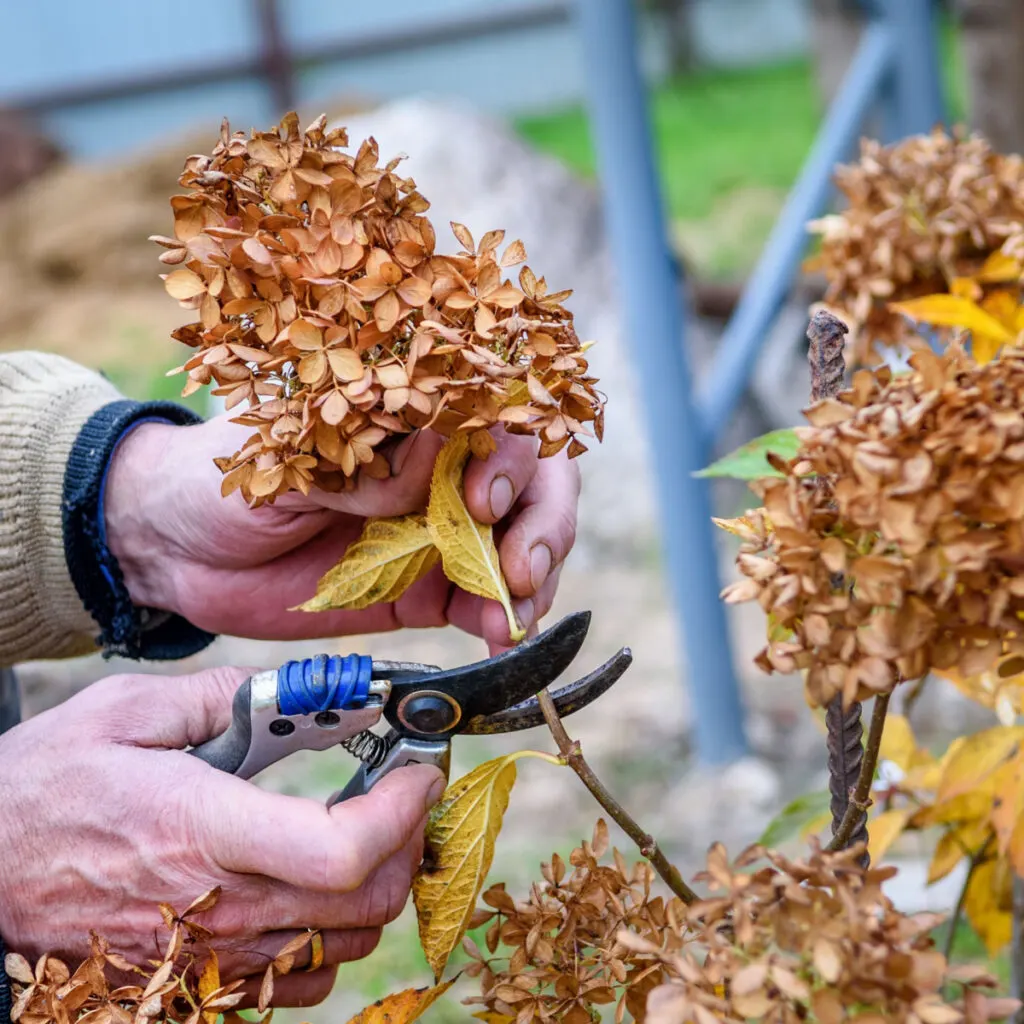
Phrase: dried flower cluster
[
  {"left": 153, "top": 112, "right": 604, "bottom": 504},
  {"left": 806, "top": 128, "right": 1024, "bottom": 363},
  {"left": 644, "top": 841, "right": 1015, "bottom": 1024},
  {"left": 720, "top": 345, "right": 1024, "bottom": 708},
  {"left": 3, "top": 888, "right": 315, "bottom": 1024},
  {"left": 464, "top": 820, "right": 687, "bottom": 1024},
  {"left": 465, "top": 824, "right": 1013, "bottom": 1024}
]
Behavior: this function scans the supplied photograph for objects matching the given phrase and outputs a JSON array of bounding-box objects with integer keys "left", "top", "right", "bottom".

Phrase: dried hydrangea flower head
[
  {"left": 153, "top": 112, "right": 604, "bottom": 505},
  {"left": 465, "top": 827, "right": 1013, "bottom": 1024},
  {"left": 721, "top": 344, "right": 1024, "bottom": 708},
  {"left": 806, "top": 127, "right": 1024, "bottom": 364}
]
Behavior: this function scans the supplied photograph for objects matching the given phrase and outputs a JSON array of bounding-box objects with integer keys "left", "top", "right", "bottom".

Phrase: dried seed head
[
  {"left": 722, "top": 345, "right": 1024, "bottom": 707},
  {"left": 806, "top": 127, "right": 1024, "bottom": 365},
  {"left": 157, "top": 112, "right": 605, "bottom": 505},
  {"left": 467, "top": 825, "right": 1010, "bottom": 1024}
]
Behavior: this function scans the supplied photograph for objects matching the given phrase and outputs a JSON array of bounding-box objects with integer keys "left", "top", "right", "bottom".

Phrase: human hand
[
  {"left": 104, "top": 415, "right": 580, "bottom": 653},
  {"left": 0, "top": 666, "right": 444, "bottom": 1007}
]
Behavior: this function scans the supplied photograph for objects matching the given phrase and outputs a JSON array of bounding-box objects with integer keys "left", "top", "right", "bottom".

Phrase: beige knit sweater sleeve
[{"left": 0, "top": 351, "right": 121, "bottom": 665}]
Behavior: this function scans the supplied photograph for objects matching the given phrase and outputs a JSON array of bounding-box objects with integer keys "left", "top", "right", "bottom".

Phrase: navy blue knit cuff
[
  {"left": 0, "top": 932, "right": 11, "bottom": 1024},
  {"left": 63, "top": 400, "right": 217, "bottom": 661}
]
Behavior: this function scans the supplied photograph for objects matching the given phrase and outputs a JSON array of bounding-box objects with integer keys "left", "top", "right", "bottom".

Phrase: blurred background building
[{"left": 0, "top": 0, "right": 812, "bottom": 161}]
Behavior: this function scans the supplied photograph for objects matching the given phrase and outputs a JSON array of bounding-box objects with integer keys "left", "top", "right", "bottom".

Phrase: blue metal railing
[{"left": 574, "top": 0, "right": 946, "bottom": 766}]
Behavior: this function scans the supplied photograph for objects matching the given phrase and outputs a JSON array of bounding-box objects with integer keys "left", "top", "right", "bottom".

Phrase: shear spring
[{"left": 341, "top": 730, "right": 390, "bottom": 768}]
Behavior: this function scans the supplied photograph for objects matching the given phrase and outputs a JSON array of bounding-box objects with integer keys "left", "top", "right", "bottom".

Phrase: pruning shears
[{"left": 189, "top": 611, "right": 630, "bottom": 805}]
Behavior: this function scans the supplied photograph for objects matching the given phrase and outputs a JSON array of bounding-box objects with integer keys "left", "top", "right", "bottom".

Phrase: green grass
[
  {"left": 100, "top": 323, "right": 207, "bottom": 414},
  {"left": 517, "top": 59, "right": 821, "bottom": 225},
  {"left": 935, "top": 917, "right": 1011, "bottom": 989},
  {"left": 513, "top": 18, "right": 968, "bottom": 278}
]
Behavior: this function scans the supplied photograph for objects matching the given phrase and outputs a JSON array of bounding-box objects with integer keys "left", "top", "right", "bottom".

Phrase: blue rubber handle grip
[{"left": 277, "top": 654, "right": 372, "bottom": 715}]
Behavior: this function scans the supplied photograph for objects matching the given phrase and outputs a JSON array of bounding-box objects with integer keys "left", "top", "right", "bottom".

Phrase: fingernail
[
  {"left": 390, "top": 430, "right": 421, "bottom": 476},
  {"left": 489, "top": 474, "right": 515, "bottom": 520},
  {"left": 529, "top": 543, "right": 552, "bottom": 591},
  {"left": 514, "top": 598, "right": 534, "bottom": 635},
  {"left": 426, "top": 775, "right": 446, "bottom": 809}
]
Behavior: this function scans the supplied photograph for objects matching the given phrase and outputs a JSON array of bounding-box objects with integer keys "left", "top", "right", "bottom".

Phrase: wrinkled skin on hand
[
  {"left": 0, "top": 667, "right": 445, "bottom": 1008},
  {"left": 105, "top": 415, "right": 581, "bottom": 654}
]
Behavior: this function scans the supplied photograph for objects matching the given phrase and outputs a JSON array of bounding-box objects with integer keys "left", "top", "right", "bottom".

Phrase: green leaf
[
  {"left": 695, "top": 428, "right": 801, "bottom": 480},
  {"left": 758, "top": 789, "right": 831, "bottom": 848}
]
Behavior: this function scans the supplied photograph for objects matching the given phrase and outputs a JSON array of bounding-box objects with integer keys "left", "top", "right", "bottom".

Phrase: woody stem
[{"left": 538, "top": 688, "right": 698, "bottom": 904}]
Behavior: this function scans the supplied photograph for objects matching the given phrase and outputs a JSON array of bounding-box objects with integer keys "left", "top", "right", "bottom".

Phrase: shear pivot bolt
[
  {"left": 270, "top": 719, "right": 295, "bottom": 736},
  {"left": 400, "top": 693, "right": 459, "bottom": 734}
]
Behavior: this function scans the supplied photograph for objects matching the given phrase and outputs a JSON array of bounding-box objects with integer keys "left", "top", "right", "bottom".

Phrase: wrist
[
  {"left": 103, "top": 421, "right": 180, "bottom": 611},
  {"left": 64, "top": 400, "right": 216, "bottom": 660}
]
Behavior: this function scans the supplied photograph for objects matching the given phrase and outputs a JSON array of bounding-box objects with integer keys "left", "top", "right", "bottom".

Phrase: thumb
[{"left": 308, "top": 430, "right": 445, "bottom": 518}]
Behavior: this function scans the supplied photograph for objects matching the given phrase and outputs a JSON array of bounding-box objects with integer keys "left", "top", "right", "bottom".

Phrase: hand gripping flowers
[
  {"left": 153, "top": 112, "right": 604, "bottom": 505},
  {"left": 153, "top": 112, "right": 604, "bottom": 629}
]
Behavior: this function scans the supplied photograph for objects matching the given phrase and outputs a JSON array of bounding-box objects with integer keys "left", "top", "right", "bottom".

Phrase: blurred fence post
[
  {"left": 254, "top": 0, "right": 297, "bottom": 116},
  {"left": 878, "top": 0, "right": 945, "bottom": 142},
  {"left": 573, "top": 0, "right": 749, "bottom": 766},
  {"left": 697, "top": 16, "right": 894, "bottom": 435}
]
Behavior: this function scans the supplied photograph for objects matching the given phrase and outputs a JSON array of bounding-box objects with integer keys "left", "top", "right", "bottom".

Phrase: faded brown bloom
[
  {"left": 3, "top": 887, "right": 315, "bottom": 1024},
  {"left": 720, "top": 345, "right": 1024, "bottom": 708},
  {"left": 465, "top": 825, "right": 1015, "bottom": 1024},
  {"left": 806, "top": 127, "right": 1024, "bottom": 363},
  {"left": 154, "top": 112, "right": 604, "bottom": 505},
  {"left": 645, "top": 842, "right": 1015, "bottom": 1024},
  {"left": 464, "top": 820, "right": 691, "bottom": 1024}
]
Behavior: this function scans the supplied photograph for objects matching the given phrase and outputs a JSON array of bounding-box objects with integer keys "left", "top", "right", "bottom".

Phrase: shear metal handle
[
  {"left": 326, "top": 732, "right": 452, "bottom": 806},
  {"left": 188, "top": 669, "right": 388, "bottom": 779}
]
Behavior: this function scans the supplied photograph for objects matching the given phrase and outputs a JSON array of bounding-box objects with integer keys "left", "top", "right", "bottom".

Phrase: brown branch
[
  {"left": 827, "top": 692, "right": 891, "bottom": 857},
  {"left": 537, "top": 689, "right": 699, "bottom": 904},
  {"left": 808, "top": 309, "right": 848, "bottom": 403}
]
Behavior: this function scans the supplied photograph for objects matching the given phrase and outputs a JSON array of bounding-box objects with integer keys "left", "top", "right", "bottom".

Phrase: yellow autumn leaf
[
  {"left": 868, "top": 808, "right": 911, "bottom": 862},
  {"left": 981, "top": 288, "right": 1019, "bottom": 328},
  {"left": 976, "top": 250, "right": 1022, "bottom": 283},
  {"left": 889, "top": 294, "right": 1013, "bottom": 344},
  {"left": 949, "top": 276, "right": 982, "bottom": 301},
  {"left": 988, "top": 753, "right": 1024, "bottom": 869},
  {"left": 976, "top": 289, "right": 1024, "bottom": 362},
  {"left": 917, "top": 788, "right": 996, "bottom": 829},
  {"left": 198, "top": 950, "right": 220, "bottom": 1024},
  {"left": 965, "top": 859, "right": 1013, "bottom": 956},
  {"left": 879, "top": 713, "right": 931, "bottom": 773},
  {"left": 295, "top": 515, "right": 440, "bottom": 612},
  {"left": 908, "top": 732, "right": 969, "bottom": 791},
  {"left": 426, "top": 433, "right": 523, "bottom": 641},
  {"left": 927, "top": 829, "right": 967, "bottom": 884},
  {"left": 413, "top": 750, "right": 560, "bottom": 980},
  {"left": 344, "top": 978, "right": 457, "bottom": 1024},
  {"left": 935, "top": 663, "right": 1024, "bottom": 720},
  {"left": 472, "top": 1014, "right": 515, "bottom": 1024},
  {"left": 974, "top": 334, "right": 1004, "bottom": 365},
  {"left": 936, "top": 725, "right": 1024, "bottom": 803}
]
